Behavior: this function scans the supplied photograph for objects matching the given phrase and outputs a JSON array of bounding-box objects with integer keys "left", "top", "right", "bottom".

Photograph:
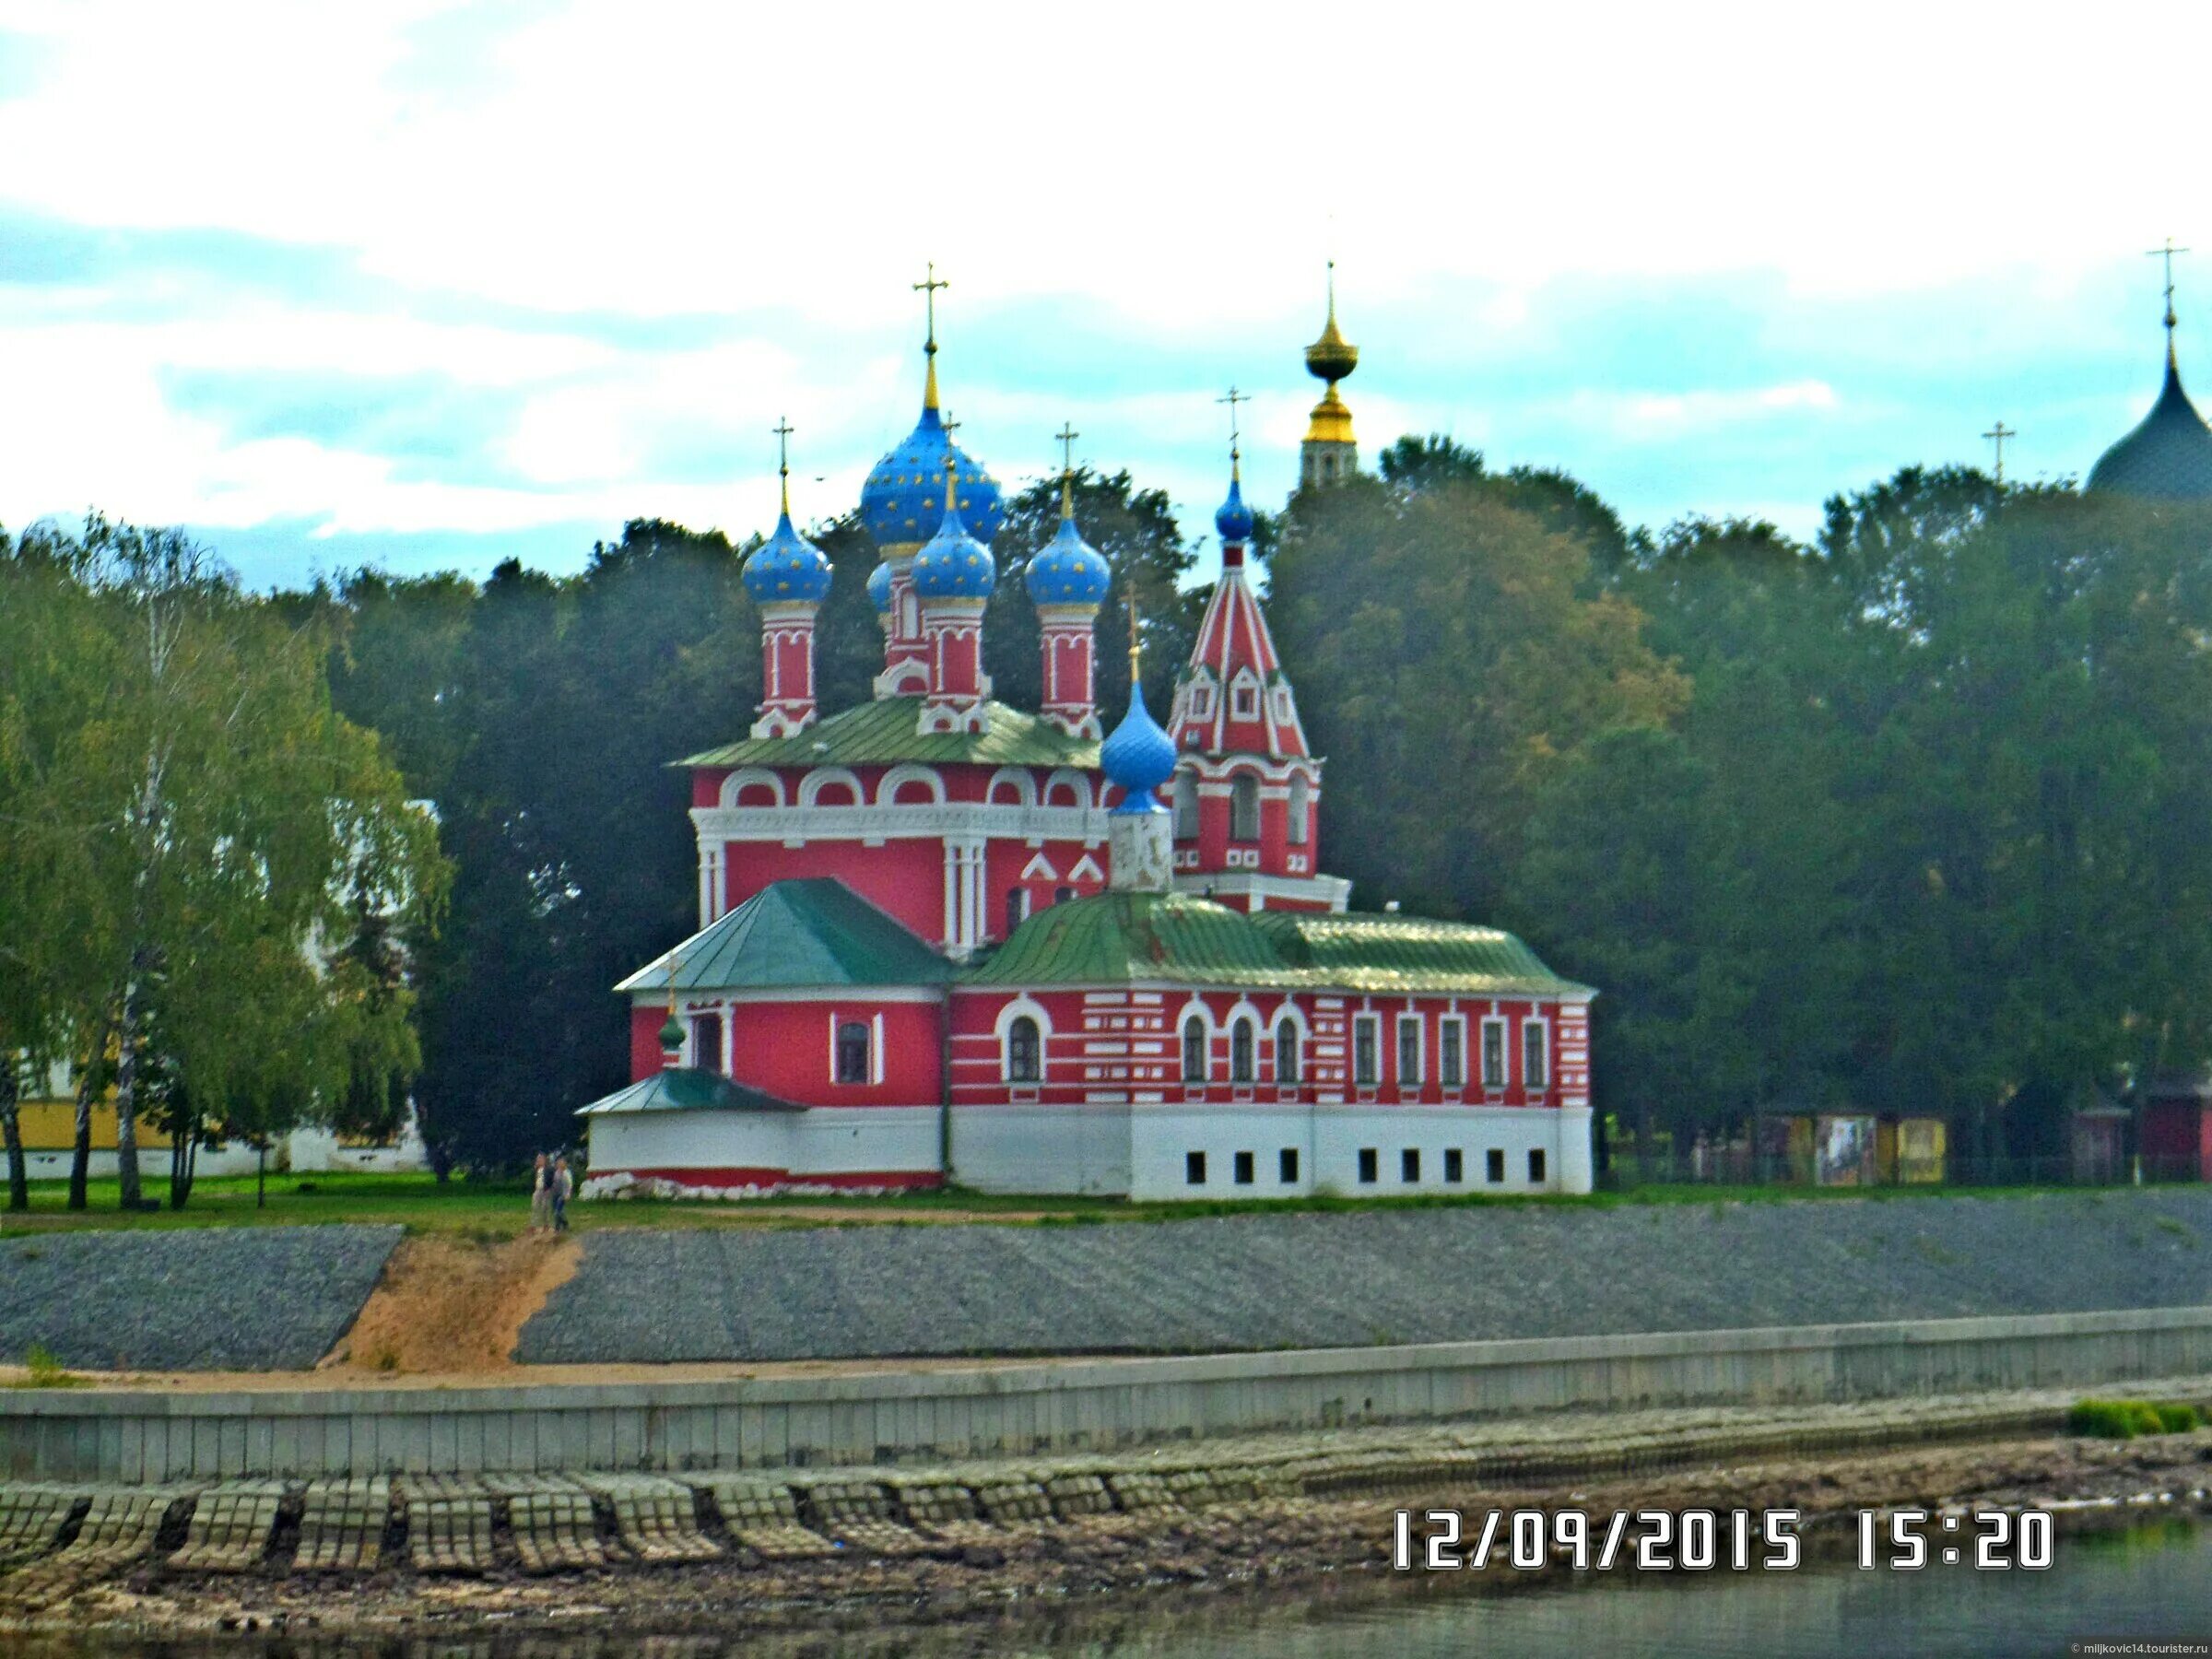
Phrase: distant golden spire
[{"left": 1303, "top": 260, "right": 1359, "bottom": 386}]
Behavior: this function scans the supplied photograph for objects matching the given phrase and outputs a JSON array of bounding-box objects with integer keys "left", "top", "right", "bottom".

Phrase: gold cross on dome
[
  {"left": 1982, "top": 419, "right": 2016, "bottom": 484},
  {"left": 772, "top": 416, "right": 795, "bottom": 512},
  {"left": 1056, "top": 421, "right": 1079, "bottom": 477},
  {"left": 2148, "top": 238, "right": 2192, "bottom": 332},
  {"left": 913, "top": 261, "right": 948, "bottom": 346},
  {"left": 1217, "top": 385, "right": 1250, "bottom": 443}
]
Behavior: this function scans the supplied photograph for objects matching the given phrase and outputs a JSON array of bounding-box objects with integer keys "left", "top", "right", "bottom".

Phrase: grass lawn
[{"left": 0, "top": 1167, "right": 2186, "bottom": 1237}]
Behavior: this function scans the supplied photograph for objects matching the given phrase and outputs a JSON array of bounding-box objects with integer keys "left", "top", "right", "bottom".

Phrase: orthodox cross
[
  {"left": 1982, "top": 419, "right": 2016, "bottom": 484},
  {"left": 2141, "top": 236, "right": 2194, "bottom": 334},
  {"left": 1056, "top": 421, "right": 1080, "bottom": 517},
  {"left": 772, "top": 416, "right": 794, "bottom": 512},
  {"left": 913, "top": 261, "right": 948, "bottom": 347},
  {"left": 1127, "top": 588, "right": 1143, "bottom": 684},
  {"left": 1217, "top": 384, "right": 1250, "bottom": 467}
]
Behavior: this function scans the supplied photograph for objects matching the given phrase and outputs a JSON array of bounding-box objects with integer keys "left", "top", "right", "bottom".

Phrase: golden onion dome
[
  {"left": 1304, "top": 264, "right": 1359, "bottom": 385},
  {"left": 1304, "top": 383, "right": 1357, "bottom": 445}
]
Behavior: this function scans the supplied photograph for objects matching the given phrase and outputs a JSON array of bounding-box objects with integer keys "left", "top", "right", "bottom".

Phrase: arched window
[
  {"left": 1230, "top": 1018, "right": 1255, "bottom": 1084},
  {"left": 835, "top": 1021, "right": 871, "bottom": 1084},
  {"left": 1288, "top": 775, "right": 1310, "bottom": 845},
  {"left": 1230, "top": 774, "right": 1260, "bottom": 841},
  {"left": 1006, "top": 888, "right": 1028, "bottom": 936},
  {"left": 1275, "top": 1018, "right": 1300, "bottom": 1084},
  {"left": 1006, "top": 1015, "right": 1041, "bottom": 1083},
  {"left": 1172, "top": 771, "right": 1200, "bottom": 841},
  {"left": 1182, "top": 1016, "right": 1207, "bottom": 1083}
]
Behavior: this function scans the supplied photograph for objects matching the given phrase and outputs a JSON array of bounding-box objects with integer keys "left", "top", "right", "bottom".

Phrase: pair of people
[{"left": 530, "top": 1153, "right": 574, "bottom": 1232}]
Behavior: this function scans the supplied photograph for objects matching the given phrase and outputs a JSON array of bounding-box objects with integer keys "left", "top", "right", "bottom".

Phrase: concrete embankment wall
[{"left": 6, "top": 1306, "right": 2210, "bottom": 1483}]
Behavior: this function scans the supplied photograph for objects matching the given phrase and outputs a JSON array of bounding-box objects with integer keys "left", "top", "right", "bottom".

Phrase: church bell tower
[{"left": 1300, "top": 262, "right": 1359, "bottom": 488}]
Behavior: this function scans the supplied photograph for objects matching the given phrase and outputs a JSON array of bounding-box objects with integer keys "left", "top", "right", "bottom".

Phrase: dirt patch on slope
[{"left": 319, "top": 1231, "right": 580, "bottom": 1375}]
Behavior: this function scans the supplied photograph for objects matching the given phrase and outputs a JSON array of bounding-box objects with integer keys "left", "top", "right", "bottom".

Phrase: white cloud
[{"left": 0, "top": 0, "right": 2203, "bottom": 570}]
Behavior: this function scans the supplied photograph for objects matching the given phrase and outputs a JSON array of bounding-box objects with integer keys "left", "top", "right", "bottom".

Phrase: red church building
[{"left": 578, "top": 296, "right": 1596, "bottom": 1201}]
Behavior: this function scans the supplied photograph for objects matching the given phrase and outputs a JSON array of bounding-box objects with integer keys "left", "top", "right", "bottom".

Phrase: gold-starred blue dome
[
  {"left": 860, "top": 404, "right": 1005, "bottom": 548},
  {"left": 741, "top": 510, "right": 832, "bottom": 604},
  {"left": 865, "top": 557, "right": 894, "bottom": 613},
  {"left": 911, "top": 490, "right": 997, "bottom": 600},
  {"left": 1025, "top": 511, "right": 1111, "bottom": 607}
]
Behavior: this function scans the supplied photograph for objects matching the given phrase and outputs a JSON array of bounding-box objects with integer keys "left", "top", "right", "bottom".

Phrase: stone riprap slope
[
  {"left": 523, "top": 1192, "right": 2212, "bottom": 1364},
  {"left": 0, "top": 1226, "right": 401, "bottom": 1371}
]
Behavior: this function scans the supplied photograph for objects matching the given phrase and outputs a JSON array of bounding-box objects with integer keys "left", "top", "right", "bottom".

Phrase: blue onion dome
[
  {"left": 865, "top": 557, "right": 893, "bottom": 614},
  {"left": 910, "top": 471, "right": 997, "bottom": 600},
  {"left": 1025, "top": 502, "right": 1112, "bottom": 607},
  {"left": 742, "top": 509, "right": 832, "bottom": 604},
  {"left": 860, "top": 403, "right": 1005, "bottom": 548},
  {"left": 1214, "top": 465, "right": 1255, "bottom": 544},
  {"left": 2088, "top": 344, "right": 2212, "bottom": 501},
  {"left": 1101, "top": 682, "right": 1177, "bottom": 814}
]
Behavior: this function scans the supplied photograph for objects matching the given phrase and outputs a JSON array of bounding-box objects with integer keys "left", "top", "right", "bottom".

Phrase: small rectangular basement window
[
  {"left": 1401, "top": 1147, "right": 1420, "bottom": 1182},
  {"left": 1358, "top": 1147, "right": 1378, "bottom": 1184},
  {"left": 1185, "top": 1151, "right": 1206, "bottom": 1185},
  {"left": 1279, "top": 1147, "right": 1300, "bottom": 1183},
  {"left": 1444, "top": 1148, "right": 1464, "bottom": 1183},
  {"left": 1486, "top": 1148, "right": 1505, "bottom": 1183},
  {"left": 1528, "top": 1148, "right": 1547, "bottom": 1184},
  {"left": 1233, "top": 1150, "right": 1254, "bottom": 1185}
]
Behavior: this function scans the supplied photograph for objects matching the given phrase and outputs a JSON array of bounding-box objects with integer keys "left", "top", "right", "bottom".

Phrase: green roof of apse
[
  {"left": 576, "top": 1067, "right": 805, "bottom": 1117},
  {"left": 617, "top": 878, "right": 951, "bottom": 994},
  {"left": 679, "top": 697, "right": 1100, "bottom": 771}
]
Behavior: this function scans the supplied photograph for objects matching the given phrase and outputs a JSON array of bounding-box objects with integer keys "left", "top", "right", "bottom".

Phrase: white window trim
[
  {"left": 1352, "top": 1014, "right": 1382, "bottom": 1088},
  {"left": 1522, "top": 1015, "right": 1550, "bottom": 1093},
  {"left": 1480, "top": 1017, "right": 1508, "bottom": 1090},
  {"left": 1176, "top": 999, "right": 1215, "bottom": 1084},
  {"left": 1440, "top": 1015, "right": 1468, "bottom": 1089},
  {"left": 1395, "top": 1014, "right": 1423, "bottom": 1087},
  {"left": 995, "top": 996, "right": 1053, "bottom": 1084}
]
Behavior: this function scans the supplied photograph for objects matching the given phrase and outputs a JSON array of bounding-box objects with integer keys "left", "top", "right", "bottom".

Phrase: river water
[{"left": 18, "top": 1513, "right": 2212, "bottom": 1659}]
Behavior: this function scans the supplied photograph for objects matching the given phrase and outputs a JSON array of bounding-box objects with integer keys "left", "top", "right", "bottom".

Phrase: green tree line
[{"left": 9, "top": 450, "right": 2212, "bottom": 1192}]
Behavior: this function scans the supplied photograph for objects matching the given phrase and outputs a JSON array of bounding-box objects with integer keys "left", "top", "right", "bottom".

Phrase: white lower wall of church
[
  {"left": 577, "top": 1102, "right": 1592, "bottom": 1202},
  {"left": 951, "top": 1104, "right": 1134, "bottom": 1195},
  {"left": 1130, "top": 1105, "right": 1593, "bottom": 1202},
  {"left": 789, "top": 1108, "right": 942, "bottom": 1176},
  {"left": 582, "top": 1107, "right": 942, "bottom": 1186}
]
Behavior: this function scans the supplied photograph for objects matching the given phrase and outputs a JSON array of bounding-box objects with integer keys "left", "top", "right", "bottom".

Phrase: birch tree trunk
[
  {"left": 112, "top": 956, "right": 147, "bottom": 1210},
  {"left": 0, "top": 1062, "right": 26, "bottom": 1212}
]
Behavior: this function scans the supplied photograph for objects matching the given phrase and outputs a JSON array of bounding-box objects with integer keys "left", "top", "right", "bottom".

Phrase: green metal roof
[
  {"left": 679, "top": 697, "right": 1101, "bottom": 771},
  {"left": 576, "top": 1066, "right": 805, "bottom": 1117},
  {"left": 962, "top": 891, "right": 1592, "bottom": 997},
  {"left": 963, "top": 891, "right": 1287, "bottom": 987},
  {"left": 1251, "top": 910, "right": 1594, "bottom": 996},
  {"left": 618, "top": 878, "right": 952, "bottom": 994}
]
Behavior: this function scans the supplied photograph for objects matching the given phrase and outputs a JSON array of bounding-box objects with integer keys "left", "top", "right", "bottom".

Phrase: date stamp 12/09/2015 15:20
[{"left": 1392, "top": 1507, "right": 2056, "bottom": 1574}]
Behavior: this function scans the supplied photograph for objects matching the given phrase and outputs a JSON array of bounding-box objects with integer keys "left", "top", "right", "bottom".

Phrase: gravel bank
[
  {"left": 0, "top": 1226, "right": 402, "bottom": 1371},
  {"left": 522, "top": 1191, "right": 2212, "bottom": 1364}
]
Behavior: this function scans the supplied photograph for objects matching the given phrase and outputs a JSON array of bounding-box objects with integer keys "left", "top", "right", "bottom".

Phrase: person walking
[
  {"left": 530, "top": 1153, "right": 552, "bottom": 1233},
  {"left": 553, "top": 1155, "right": 573, "bottom": 1232}
]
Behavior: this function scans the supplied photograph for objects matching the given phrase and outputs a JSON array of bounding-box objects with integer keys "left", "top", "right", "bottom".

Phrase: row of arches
[
  {"left": 1182, "top": 1012, "right": 1302, "bottom": 1086},
  {"left": 1171, "top": 772, "right": 1312, "bottom": 845},
  {"left": 720, "top": 766, "right": 1097, "bottom": 811},
  {"left": 988, "top": 998, "right": 1314, "bottom": 1088}
]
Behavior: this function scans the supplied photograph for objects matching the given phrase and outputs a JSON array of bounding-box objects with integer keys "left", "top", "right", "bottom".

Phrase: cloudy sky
[{"left": 0, "top": 0, "right": 2204, "bottom": 590}]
